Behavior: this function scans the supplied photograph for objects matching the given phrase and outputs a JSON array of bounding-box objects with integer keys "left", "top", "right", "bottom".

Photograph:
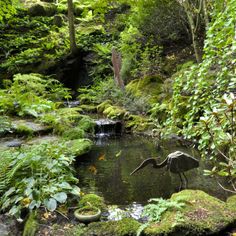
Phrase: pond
[{"left": 76, "top": 135, "right": 229, "bottom": 206}]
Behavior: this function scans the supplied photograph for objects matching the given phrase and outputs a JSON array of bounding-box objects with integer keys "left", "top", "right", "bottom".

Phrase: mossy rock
[
  {"left": 62, "top": 127, "right": 85, "bottom": 140},
  {"left": 144, "top": 190, "right": 236, "bottom": 236},
  {"left": 66, "top": 138, "right": 92, "bottom": 157},
  {"left": 126, "top": 75, "right": 164, "bottom": 101},
  {"left": 12, "top": 119, "right": 51, "bottom": 136},
  {"left": 78, "top": 194, "right": 107, "bottom": 211},
  {"left": 226, "top": 195, "right": 236, "bottom": 210},
  {"left": 28, "top": 3, "right": 57, "bottom": 17},
  {"left": 80, "top": 218, "right": 141, "bottom": 236},
  {"left": 53, "top": 14, "right": 65, "bottom": 27}
]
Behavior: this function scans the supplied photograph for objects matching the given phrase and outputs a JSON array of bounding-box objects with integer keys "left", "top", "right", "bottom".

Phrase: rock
[
  {"left": 53, "top": 14, "right": 64, "bottom": 27},
  {"left": 144, "top": 190, "right": 236, "bottom": 236},
  {"left": 0, "top": 215, "right": 20, "bottom": 236},
  {"left": 0, "top": 223, "right": 9, "bottom": 236},
  {"left": 6, "top": 139, "right": 23, "bottom": 148},
  {"left": 12, "top": 119, "right": 51, "bottom": 136},
  {"left": 65, "top": 138, "right": 92, "bottom": 157},
  {"left": 25, "top": 135, "right": 60, "bottom": 145},
  {"left": 40, "top": 0, "right": 54, "bottom": 2},
  {"left": 73, "top": 218, "right": 141, "bottom": 236},
  {"left": 28, "top": 3, "right": 56, "bottom": 17},
  {"left": 95, "top": 119, "right": 123, "bottom": 136},
  {"left": 227, "top": 195, "right": 236, "bottom": 210}
]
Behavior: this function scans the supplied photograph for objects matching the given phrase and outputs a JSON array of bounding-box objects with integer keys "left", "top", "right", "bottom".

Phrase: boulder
[
  {"left": 12, "top": 119, "right": 51, "bottom": 136},
  {"left": 144, "top": 190, "right": 236, "bottom": 236},
  {"left": 73, "top": 218, "right": 141, "bottom": 236},
  {"left": 53, "top": 14, "right": 65, "bottom": 27},
  {"left": 28, "top": 3, "right": 56, "bottom": 17}
]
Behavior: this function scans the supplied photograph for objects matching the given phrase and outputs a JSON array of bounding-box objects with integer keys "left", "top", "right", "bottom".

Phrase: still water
[{"left": 76, "top": 135, "right": 229, "bottom": 206}]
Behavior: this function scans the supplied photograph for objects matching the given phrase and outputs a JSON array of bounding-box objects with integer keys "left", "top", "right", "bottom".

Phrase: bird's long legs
[
  {"left": 178, "top": 173, "right": 183, "bottom": 191},
  {"left": 182, "top": 172, "right": 188, "bottom": 188},
  {"left": 178, "top": 172, "right": 188, "bottom": 191}
]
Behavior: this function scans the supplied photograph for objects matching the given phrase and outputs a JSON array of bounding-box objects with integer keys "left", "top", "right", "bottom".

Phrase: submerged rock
[{"left": 144, "top": 190, "right": 236, "bottom": 236}]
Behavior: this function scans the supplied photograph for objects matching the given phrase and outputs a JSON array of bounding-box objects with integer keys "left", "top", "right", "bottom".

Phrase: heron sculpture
[{"left": 130, "top": 151, "right": 199, "bottom": 189}]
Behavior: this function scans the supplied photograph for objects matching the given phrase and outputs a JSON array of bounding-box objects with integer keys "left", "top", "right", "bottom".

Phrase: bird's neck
[{"left": 154, "top": 157, "right": 168, "bottom": 168}]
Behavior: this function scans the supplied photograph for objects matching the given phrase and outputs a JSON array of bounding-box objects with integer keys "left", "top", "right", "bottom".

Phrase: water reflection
[{"left": 76, "top": 135, "right": 229, "bottom": 205}]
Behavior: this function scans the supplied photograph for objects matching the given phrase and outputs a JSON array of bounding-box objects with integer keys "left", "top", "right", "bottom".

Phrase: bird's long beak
[{"left": 130, "top": 166, "right": 142, "bottom": 175}]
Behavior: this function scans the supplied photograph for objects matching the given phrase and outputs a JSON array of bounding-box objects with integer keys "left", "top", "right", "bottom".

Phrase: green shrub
[
  {"left": 161, "top": 0, "right": 236, "bottom": 193},
  {"left": 0, "top": 142, "right": 80, "bottom": 218},
  {"left": 0, "top": 116, "right": 12, "bottom": 136},
  {"left": 0, "top": 74, "right": 71, "bottom": 117}
]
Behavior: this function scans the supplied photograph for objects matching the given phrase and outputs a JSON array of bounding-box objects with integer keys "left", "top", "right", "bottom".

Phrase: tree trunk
[
  {"left": 202, "top": 0, "right": 209, "bottom": 29},
  {"left": 67, "top": 0, "right": 77, "bottom": 55},
  {"left": 111, "top": 48, "right": 125, "bottom": 90},
  {"left": 181, "top": 0, "right": 202, "bottom": 63}
]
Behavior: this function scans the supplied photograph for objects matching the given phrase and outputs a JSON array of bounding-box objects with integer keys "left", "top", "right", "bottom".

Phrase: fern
[
  {"left": 137, "top": 197, "right": 186, "bottom": 235},
  {"left": 143, "top": 198, "right": 185, "bottom": 222}
]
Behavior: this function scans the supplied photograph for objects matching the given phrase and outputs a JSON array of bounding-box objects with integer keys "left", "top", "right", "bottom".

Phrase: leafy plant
[
  {"left": 0, "top": 116, "right": 12, "bottom": 136},
  {"left": 137, "top": 197, "right": 185, "bottom": 236},
  {"left": 0, "top": 142, "right": 80, "bottom": 218},
  {"left": 160, "top": 0, "right": 236, "bottom": 192},
  {"left": 198, "top": 93, "right": 236, "bottom": 192},
  {"left": 0, "top": 73, "right": 71, "bottom": 117}
]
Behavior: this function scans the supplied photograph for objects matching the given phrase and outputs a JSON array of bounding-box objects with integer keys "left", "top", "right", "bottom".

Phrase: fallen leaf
[
  {"left": 98, "top": 153, "right": 106, "bottom": 161},
  {"left": 89, "top": 165, "right": 97, "bottom": 175},
  {"left": 115, "top": 150, "right": 122, "bottom": 157}
]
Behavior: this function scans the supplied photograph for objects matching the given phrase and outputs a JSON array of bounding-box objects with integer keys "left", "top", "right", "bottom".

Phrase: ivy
[{"left": 160, "top": 0, "right": 236, "bottom": 192}]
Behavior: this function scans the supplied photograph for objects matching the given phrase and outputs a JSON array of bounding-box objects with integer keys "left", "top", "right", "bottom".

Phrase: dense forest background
[{"left": 0, "top": 0, "right": 235, "bottom": 235}]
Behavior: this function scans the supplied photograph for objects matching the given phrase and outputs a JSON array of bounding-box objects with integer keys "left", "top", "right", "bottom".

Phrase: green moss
[
  {"left": 144, "top": 190, "right": 236, "bottom": 236},
  {"left": 126, "top": 75, "right": 164, "bottom": 100},
  {"left": 28, "top": 3, "right": 57, "bottom": 17},
  {"left": 65, "top": 224, "right": 85, "bottom": 236},
  {"left": 66, "top": 138, "right": 92, "bottom": 157},
  {"left": 39, "top": 107, "right": 82, "bottom": 134},
  {"left": 226, "top": 195, "right": 236, "bottom": 210},
  {"left": 80, "top": 218, "right": 141, "bottom": 236},
  {"left": 15, "top": 124, "right": 34, "bottom": 136},
  {"left": 62, "top": 127, "right": 85, "bottom": 140},
  {"left": 78, "top": 194, "right": 106, "bottom": 211},
  {"left": 23, "top": 211, "right": 38, "bottom": 236}
]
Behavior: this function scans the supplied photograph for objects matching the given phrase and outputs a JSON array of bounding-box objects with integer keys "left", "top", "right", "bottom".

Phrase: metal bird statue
[{"left": 130, "top": 151, "right": 199, "bottom": 190}]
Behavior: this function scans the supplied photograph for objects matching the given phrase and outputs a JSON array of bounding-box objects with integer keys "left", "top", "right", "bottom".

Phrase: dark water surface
[{"left": 76, "top": 135, "right": 229, "bottom": 206}]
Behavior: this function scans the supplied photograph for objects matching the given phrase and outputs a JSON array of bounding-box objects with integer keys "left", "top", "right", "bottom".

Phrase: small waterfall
[{"left": 94, "top": 119, "right": 123, "bottom": 138}]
